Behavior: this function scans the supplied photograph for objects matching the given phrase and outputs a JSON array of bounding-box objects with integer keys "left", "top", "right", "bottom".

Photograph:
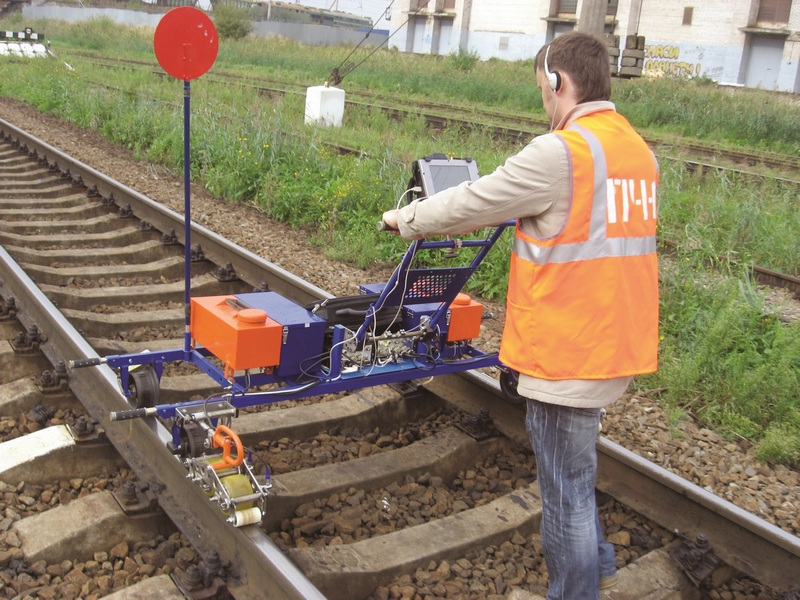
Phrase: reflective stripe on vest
[{"left": 513, "top": 123, "right": 657, "bottom": 265}]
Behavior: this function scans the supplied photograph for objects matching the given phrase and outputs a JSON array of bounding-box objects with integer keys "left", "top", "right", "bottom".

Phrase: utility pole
[{"left": 576, "top": 0, "right": 607, "bottom": 37}]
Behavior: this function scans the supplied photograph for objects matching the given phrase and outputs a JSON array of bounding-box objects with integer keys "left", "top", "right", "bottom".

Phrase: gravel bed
[
  {"left": 1, "top": 97, "right": 797, "bottom": 599},
  {"left": 0, "top": 400, "right": 206, "bottom": 599},
  {"left": 0, "top": 405, "right": 87, "bottom": 443},
  {"left": 0, "top": 471, "right": 201, "bottom": 600},
  {"left": 262, "top": 407, "right": 536, "bottom": 549}
]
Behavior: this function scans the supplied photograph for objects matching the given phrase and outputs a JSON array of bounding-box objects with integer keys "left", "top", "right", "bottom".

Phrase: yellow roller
[
  {"left": 221, "top": 473, "right": 255, "bottom": 511},
  {"left": 203, "top": 457, "right": 255, "bottom": 511}
]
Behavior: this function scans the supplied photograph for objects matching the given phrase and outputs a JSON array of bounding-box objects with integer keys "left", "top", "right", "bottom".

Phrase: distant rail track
[
  {"left": 69, "top": 52, "right": 800, "bottom": 180},
  {"left": 1, "top": 117, "right": 799, "bottom": 600}
]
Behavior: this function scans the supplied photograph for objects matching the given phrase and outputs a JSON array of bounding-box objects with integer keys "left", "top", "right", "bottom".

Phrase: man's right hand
[{"left": 380, "top": 209, "right": 400, "bottom": 233}]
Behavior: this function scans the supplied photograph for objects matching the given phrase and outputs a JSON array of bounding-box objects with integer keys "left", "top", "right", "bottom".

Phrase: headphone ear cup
[
  {"left": 544, "top": 44, "right": 561, "bottom": 92},
  {"left": 547, "top": 70, "right": 561, "bottom": 92}
]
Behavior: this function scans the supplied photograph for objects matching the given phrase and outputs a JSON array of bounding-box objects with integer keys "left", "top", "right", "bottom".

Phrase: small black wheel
[
  {"left": 499, "top": 369, "right": 526, "bottom": 405},
  {"left": 181, "top": 422, "right": 208, "bottom": 459},
  {"left": 127, "top": 365, "right": 160, "bottom": 409}
]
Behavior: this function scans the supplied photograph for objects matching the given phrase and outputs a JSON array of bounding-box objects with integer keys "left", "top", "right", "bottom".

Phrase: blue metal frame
[{"left": 99, "top": 221, "right": 514, "bottom": 434}]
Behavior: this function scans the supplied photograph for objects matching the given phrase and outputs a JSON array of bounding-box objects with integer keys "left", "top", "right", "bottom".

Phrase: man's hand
[{"left": 380, "top": 209, "right": 400, "bottom": 233}]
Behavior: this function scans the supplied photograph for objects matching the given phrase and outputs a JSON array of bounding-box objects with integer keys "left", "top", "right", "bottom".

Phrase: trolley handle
[
  {"left": 377, "top": 219, "right": 398, "bottom": 233},
  {"left": 109, "top": 407, "right": 156, "bottom": 421},
  {"left": 68, "top": 357, "right": 105, "bottom": 369}
]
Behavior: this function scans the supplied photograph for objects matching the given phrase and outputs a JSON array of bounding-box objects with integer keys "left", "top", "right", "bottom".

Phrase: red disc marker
[{"left": 154, "top": 6, "right": 218, "bottom": 81}]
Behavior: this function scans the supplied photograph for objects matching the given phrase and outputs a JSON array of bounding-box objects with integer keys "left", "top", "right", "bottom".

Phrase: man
[{"left": 381, "top": 31, "right": 659, "bottom": 599}]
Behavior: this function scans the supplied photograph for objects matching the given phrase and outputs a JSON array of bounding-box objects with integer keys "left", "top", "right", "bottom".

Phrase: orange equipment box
[
  {"left": 447, "top": 293, "right": 484, "bottom": 342},
  {"left": 190, "top": 295, "right": 282, "bottom": 376}
]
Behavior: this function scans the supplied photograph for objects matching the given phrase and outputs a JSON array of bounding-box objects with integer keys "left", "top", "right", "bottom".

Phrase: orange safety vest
[{"left": 499, "top": 110, "right": 659, "bottom": 380}]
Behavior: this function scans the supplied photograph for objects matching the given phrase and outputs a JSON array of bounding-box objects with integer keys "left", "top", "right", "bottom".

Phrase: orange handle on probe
[{"left": 211, "top": 424, "right": 244, "bottom": 470}]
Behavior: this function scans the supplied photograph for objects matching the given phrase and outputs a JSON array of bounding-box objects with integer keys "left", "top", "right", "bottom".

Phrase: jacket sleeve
[{"left": 396, "top": 134, "right": 569, "bottom": 240}]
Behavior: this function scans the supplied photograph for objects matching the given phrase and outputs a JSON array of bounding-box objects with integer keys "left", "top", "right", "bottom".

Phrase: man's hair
[{"left": 536, "top": 32, "right": 612, "bottom": 103}]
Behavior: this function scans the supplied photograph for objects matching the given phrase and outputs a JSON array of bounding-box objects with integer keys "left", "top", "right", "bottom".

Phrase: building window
[
  {"left": 757, "top": 0, "right": 792, "bottom": 23},
  {"left": 683, "top": 6, "right": 693, "bottom": 25},
  {"left": 558, "top": 0, "right": 578, "bottom": 14}
]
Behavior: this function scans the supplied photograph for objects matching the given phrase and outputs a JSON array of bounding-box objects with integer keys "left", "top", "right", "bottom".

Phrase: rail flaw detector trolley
[{"left": 70, "top": 154, "right": 515, "bottom": 526}]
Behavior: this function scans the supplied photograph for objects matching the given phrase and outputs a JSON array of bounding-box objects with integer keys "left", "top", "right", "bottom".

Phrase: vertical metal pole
[
  {"left": 577, "top": 0, "right": 607, "bottom": 36},
  {"left": 183, "top": 78, "right": 192, "bottom": 356}
]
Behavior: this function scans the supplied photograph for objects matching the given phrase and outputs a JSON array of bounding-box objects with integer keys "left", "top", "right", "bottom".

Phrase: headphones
[{"left": 544, "top": 44, "right": 561, "bottom": 92}]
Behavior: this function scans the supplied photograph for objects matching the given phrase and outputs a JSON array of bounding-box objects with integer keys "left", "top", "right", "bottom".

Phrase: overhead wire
[{"left": 329, "top": 0, "right": 433, "bottom": 85}]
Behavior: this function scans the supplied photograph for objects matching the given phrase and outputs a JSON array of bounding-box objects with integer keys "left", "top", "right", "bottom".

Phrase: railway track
[
  {"left": 1, "top": 118, "right": 799, "bottom": 600},
  {"left": 69, "top": 52, "right": 800, "bottom": 178}
]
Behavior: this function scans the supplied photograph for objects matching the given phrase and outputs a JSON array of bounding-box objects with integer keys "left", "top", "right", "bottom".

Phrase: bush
[
  {"left": 756, "top": 424, "right": 800, "bottom": 465},
  {"left": 447, "top": 47, "right": 480, "bottom": 72},
  {"left": 213, "top": 4, "right": 253, "bottom": 41}
]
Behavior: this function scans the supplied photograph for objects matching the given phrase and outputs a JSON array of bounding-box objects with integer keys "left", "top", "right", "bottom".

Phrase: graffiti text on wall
[{"left": 644, "top": 44, "right": 702, "bottom": 77}]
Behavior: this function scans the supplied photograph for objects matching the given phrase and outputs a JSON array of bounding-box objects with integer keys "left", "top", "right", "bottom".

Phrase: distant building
[
  {"left": 250, "top": 0, "right": 373, "bottom": 30},
  {"left": 388, "top": 0, "right": 800, "bottom": 92},
  {"left": 143, "top": 0, "right": 373, "bottom": 30}
]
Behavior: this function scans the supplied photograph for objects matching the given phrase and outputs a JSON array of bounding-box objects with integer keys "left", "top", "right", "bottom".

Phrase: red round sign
[{"left": 154, "top": 6, "right": 218, "bottom": 81}]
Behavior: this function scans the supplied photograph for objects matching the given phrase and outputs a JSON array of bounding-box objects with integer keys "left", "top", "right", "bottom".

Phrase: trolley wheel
[
  {"left": 127, "top": 365, "right": 160, "bottom": 409},
  {"left": 499, "top": 369, "right": 526, "bottom": 406},
  {"left": 181, "top": 422, "right": 208, "bottom": 458}
]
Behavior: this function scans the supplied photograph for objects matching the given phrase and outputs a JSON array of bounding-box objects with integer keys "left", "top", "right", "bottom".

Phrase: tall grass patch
[
  {"left": 657, "top": 163, "right": 800, "bottom": 275},
  {"left": 636, "top": 254, "right": 800, "bottom": 462}
]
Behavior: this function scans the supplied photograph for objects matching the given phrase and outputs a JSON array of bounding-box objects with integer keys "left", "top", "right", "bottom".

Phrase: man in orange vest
[{"left": 382, "top": 31, "right": 659, "bottom": 599}]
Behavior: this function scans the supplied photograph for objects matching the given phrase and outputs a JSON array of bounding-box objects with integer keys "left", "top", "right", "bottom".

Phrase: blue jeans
[{"left": 526, "top": 399, "right": 616, "bottom": 600}]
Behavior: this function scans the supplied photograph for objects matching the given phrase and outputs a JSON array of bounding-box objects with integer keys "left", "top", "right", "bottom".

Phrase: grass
[
  {"left": 635, "top": 255, "right": 800, "bottom": 464},
  {"left": 1, "top": 16, "right": 798, "bottom": 464}
]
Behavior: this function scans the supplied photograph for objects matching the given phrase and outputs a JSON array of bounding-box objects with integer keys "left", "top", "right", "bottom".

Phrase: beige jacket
[{"left": 396, "top": 101, "right": 632, "bottom": 408}]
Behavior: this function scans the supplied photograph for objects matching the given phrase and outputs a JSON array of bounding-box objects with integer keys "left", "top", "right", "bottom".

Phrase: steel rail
[
  {"left": 426, "top": 372, "right": 800, "bottom": 592},
  {"left": 0, "top": 118, "right": 330, "bottom": 307},
  {"left": 0, "top": 244, "right": 325, "bottom": 600},
  {"left": 0, "top": 120, "right": 329, "bottom": 599}
]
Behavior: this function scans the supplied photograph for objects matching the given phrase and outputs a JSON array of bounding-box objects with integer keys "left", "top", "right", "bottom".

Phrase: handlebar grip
[
  {"left": 377, "top": 219, "right": 397, "bottom": 232},
  {"left": 110, "top": 407, "right": 153, "bottom": 421},
  {"left": 68, "top": 357, "right": 105, "bottom": 369}
]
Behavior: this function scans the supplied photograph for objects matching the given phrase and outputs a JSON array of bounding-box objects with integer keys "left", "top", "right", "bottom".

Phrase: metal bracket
[
  {"left": 457, "top": 407, "right": 499, "bottom": 441},
  {"left": 67, "top": 416, "right": 106, "bottom": 443},
  {"left": 172, "top": 551, "right": 231, "bottom": 599},
  {"left": 213, "top": 262, "right": 238, "bottom": 282},
  {"left": 112, "top": 480, "right": 160, "bottom": 515},
  {"left": 10, "top": 324, "right": 46, "bottom": 354},
  {"left": 191, "top": 244, "right": 206, "bottom": 262},
  {"left": 26, "top": 401, "right": 56, "bottom": 426},
  {"left": 388, "top": 380, "right": 424, "bottom": 399},
  {"left": 669, "top": 532, "right": 721, "bottom": 587},
  {"left": 161, "top": 228, "right": 179, "bottom": 245},
  {"left": 0, "top": 297, "right": 17, "bottom": 321},
  {"left": 37, "top": 361, "right": 69, "bottom": 394}
]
